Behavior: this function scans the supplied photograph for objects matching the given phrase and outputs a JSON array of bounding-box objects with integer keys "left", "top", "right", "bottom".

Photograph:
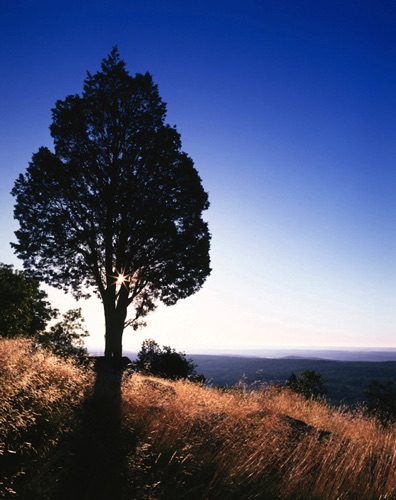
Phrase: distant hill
[
  {"left": 95, "top": 347, "right": 396, "bottom": 363},
  {"left": 188, "top": 348, "right": 396, "bottom": 362},
  {"left": 188, "top": 354, "right": 396, "bottom": 407},
  {"left": 104, "top": 349, "right": 396, "bottom": 407}
]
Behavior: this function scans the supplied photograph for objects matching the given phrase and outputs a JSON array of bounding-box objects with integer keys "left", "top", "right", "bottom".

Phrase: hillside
[
  {"left": 122, "top": 350, "right": 396, "bottom": 406},
  {"left": 190, "top": 354, "right": 396, "bottom": 406},
  {"left": 2, "top": 339, "right": 396, "bottom": 499}
]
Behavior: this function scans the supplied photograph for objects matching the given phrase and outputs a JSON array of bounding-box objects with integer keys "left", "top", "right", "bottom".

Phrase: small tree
[
  {"left": 135, "top": 339, "right": 198, "bottom": 380},
  {"left": 11, "top": 48, "right": 211, "bottom": 359},
  {"left": 364, "top": 380, "right": 396, "bottom": 424},
  {"left": 286, "top": 370, "right": 327, "bottom": 399},
  {"left": 38, "top": 308, "right": 89, "bottom": 359},
  {"left": 0, "top": 263, "right": 57, "bottom": 338}
]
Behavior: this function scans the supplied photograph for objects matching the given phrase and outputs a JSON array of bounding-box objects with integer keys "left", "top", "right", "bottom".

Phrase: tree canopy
[
  {"left": 0, "top": 263, "right": 56, "bottom": 338},
  {"left": 38, "top": 308, "right": 89, "bottom": 359},
  {"left": 11, "top": 48, "right": 211, "bottom": 357}
]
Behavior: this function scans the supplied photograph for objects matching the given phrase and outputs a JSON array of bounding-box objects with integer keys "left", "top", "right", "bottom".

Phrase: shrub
[
  {"left": 135, "top": 339, "right": 200, "bottom": 380},
  {"left": 286, "top": 369, "right": 327, "bottom": 399},
  {"left": 364, "top": 379, "right": 396, "bottom": 423}
]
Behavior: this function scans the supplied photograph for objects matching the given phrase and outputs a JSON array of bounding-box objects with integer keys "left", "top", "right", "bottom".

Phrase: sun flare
[
  {"left": 116, "top": 274, "right": 126, "bottom": 286},
  {"left": 109, "top": 269, "right": 131, "bottom": 289}
]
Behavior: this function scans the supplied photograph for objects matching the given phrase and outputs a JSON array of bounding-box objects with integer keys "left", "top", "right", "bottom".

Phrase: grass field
[{"left": 1, "top": 338, "right": 396, "bottom": 499}]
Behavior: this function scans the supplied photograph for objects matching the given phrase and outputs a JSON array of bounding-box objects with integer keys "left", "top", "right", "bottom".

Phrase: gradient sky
[{"left": 1, "top": 1, "right": 395, "bottom": 353}]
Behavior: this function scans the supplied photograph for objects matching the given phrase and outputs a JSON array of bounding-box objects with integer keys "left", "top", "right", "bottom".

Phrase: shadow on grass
[{"left": 54, "top": 357, "right": 127, "bottom": 500}]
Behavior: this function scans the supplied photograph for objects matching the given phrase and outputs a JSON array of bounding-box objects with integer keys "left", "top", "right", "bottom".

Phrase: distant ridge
[
  {"left": 184, "top": 348, "right": 396, "bottom": 362},
  {"left": 89, "top": 348, "right": 396, "bottom": 363},
  {"left": 86, "top": 348, "right": 396, "bottom": 406}
]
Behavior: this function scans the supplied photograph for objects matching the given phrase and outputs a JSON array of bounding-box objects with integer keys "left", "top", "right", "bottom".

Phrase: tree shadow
[{"left": 55, "top": 357, "right": 127, "bottom": 500}]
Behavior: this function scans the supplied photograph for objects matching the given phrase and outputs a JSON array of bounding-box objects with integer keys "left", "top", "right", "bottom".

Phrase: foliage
[
  {"left": 38, "top": 308, "right": 89, "bottom": 359},
  {"left": 364, "top": 379, "right": 396, "bottom": 423},
  {"left": 11, "top": 47, "right": 211, "bottom": 357},
  {"left": 135, "top": 339, "right": 199, "bottom": 380},
  {"left": 0, "top": 263, "right": 88, "bottom": 359},
  {"left": 0, "top": 262, "right": 57, "bottom": 339},
  {"left": 286, "top": 369, "right": 327, "bottom": 399}
]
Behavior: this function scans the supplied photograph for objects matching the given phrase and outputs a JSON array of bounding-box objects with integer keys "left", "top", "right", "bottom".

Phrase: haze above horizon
[{"left": 1, "top": 1, "right": 395, "bottom": 353}]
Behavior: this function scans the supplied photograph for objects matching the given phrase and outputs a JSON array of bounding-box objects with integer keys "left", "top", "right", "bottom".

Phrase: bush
[
  {"left": 364, "top": 379, "right": 396, "bottom": 423},
  {"left": 286, "top": 370, "right": 327, "bottom": 399},
  {"left": 135, "top": 339, "right": 202, "bottom": 381}
]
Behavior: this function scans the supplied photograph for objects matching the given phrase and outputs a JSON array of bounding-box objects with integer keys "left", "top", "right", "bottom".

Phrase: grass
[
  {"left": 0, "top": 338, "right": 94, "bottom": 498},
  {"left": 121, "top": 375, "right": 396, "bottom": 498},
  {"left": 1, "top": 338, "right": 396, "bottom": 499}
]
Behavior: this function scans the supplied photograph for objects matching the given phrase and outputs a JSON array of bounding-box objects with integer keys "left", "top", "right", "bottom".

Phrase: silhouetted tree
[
  {"left": 11, "top": 48, "right": 211, "bottom": 359},
  {"left": 135, "top": 339, "right": 198, "bottom": 380},
  {"left": 364, "top": 379, "right": 396, "bottom": 424},
  {"left": 286, "top": 370, "right": 327, "bottom": 399},
  {"left": 0, "top": 263, "right": 56, "bottom": 338},
  {"left": 38, "top": 308, "right": 89, "bottom": 359}
]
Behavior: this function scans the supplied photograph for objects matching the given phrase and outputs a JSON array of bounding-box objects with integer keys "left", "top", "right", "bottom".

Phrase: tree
[
  {"left": 38, "top": 308, "right": 89, "bottom": 359},
  {"left": 364, "top": 379, "right": 396, "bottom": 424},
  {"left": 0, "top": 263, "right": 56, "bottom": 338},
  {"left": 135, "top": 339, "right": 198, "bottom": 380},
  {"left": 286, "top": 370, "right": 327, "bottom": 399},
  {"left": 11, "top": 48, "right": 211, "bottom": 358}
]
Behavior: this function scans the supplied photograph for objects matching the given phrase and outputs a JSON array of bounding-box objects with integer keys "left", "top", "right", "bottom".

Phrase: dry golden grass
[
  {"left": 2, "top": 338, "right": 396, "bottom": 499},
  {"left": 0, "top": 338, "right": 94, "bottom": 497},
  {"left": 121, "top": 373, "right": 396, "bottom": 499}
]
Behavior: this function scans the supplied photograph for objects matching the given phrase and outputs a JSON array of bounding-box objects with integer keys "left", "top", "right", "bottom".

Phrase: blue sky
[{"left": 1, "top": 1, "right": 395, "bottom": 352}]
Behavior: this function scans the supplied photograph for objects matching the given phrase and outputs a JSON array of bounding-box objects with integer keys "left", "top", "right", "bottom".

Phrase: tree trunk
[
  {"left": 103, "top": 288, "right": 128, "bottom": 359},
  {"left": 104, "top": 325, "right": 123, "bottom": 358}
]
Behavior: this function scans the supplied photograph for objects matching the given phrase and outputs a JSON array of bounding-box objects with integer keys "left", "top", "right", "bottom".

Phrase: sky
[{"left": 0, "top": 0, "right": 395, "bottom": 353}]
